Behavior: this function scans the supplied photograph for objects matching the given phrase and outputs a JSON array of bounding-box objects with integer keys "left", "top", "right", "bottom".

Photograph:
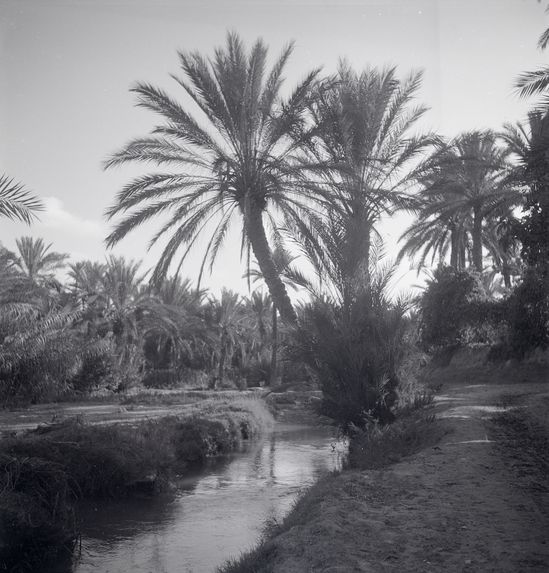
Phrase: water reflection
[{"left": 68, "top": 423, "right": 343, "bottom": 573}]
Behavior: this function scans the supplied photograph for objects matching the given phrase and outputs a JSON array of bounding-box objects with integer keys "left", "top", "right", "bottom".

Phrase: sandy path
[{"left": 263, "top": 375, "right": 549, "bottom": 572}]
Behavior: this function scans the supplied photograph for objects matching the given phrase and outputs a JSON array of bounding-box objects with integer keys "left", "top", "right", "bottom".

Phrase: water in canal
[{"left": 70, "top": 423, "right": 345, "bottom": 573}]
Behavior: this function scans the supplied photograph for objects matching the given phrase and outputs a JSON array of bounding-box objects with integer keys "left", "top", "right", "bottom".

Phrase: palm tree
[
  {"left": 247, "top": 290, "right": 271, "bottom": 348},
  {"left": 246, "top": 243, "right": 307, "bottom": 384},
  {"left": 294, "top": 63, "right": 435, "bottom": 304},
  {"left": 205, "top": 289, "right": 247, "bottom": 386},
  {"left": 515, "top": 21, "right": 549, "bottom": 109},
  {"left": 404, "top": 132, "right": 518, "bottom": 272},
  {"left": 104, "top": 257, "right": 185, "bottom": 389},
  {"left": 501, "top": 111, "right": 549, "bottom": 271},
  {"left": 105, "top": 32, "right": 327, "bottom": 325},
  {"left": 397, "top": 205, "right": 470, "bottom": 272},
  {"left": 0, "top": 174, "right": 43, "bottom": 224},
  {"left": 11, "top": 237, "right": 68, "bottom": 286}
]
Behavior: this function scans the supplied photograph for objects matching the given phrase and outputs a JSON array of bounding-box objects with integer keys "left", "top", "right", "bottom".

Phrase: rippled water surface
[{"left": 71, "top": 424, "right": 344, "bottom": 573}]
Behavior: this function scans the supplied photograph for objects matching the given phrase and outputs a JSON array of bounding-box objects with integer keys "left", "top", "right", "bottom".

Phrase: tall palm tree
[
  {"left": 68, "top": 260, "right": 107, "bottom": 304},
  {"left": 397, "top": 204, "right": 470, "bottom": 272},
  {"left": 11, "top": 237, "right": 68, "bottom": 286},
  {"left": 483, "top": 214, "right": 522, "bottom": 290},
  {"left": 0, "top": 174, "right": 43, "bottom": 224},
  {"left": 294, "top": 63, "right": 435, "bottom": 304},
  {"left": 501, "top": 110, "right": 549, "bottom": 273},
  {"left": 205, "top": 289, "right": 247, "bottom": 386},
  {"left": 96, "top": 256, "right": 182, "bottom": 389},
  {"left": 406, "top": 132, "right": 518, "bottom": 272},
  {"left": 105, "top": 32, "right": 327, "bottom": 325},
  {"left": 246, "top": 243, "right": 307, "bottom": 383}
]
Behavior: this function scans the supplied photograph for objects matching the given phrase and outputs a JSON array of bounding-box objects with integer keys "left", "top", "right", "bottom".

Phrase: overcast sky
[{"left": 0, "top": 0, "right": 546, "bottom": 296}]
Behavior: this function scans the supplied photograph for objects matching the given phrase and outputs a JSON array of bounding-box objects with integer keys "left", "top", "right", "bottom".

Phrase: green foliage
[
  {"left": 419, "top": 266, "right": 489, "bottom": 349},
  {"left": 0, "top": 454, "right": 77, "bottom": 571},
  {"left": 502, "top": 269, "right": 549, "bottom": 357},
  {"left": 399, "top": 131, "right": 521, "bottom": 274},
  {"left": 291, "top": 291, "right": 411, "bottom": 431},
  {"left": 105, "top": 32, "right": 331, "bottom": 324},
  {"left": 347, "top": 408, "right": 445, "bottom": 470},
  {"left": 0, "top": 174, "right": 43, "bottom": 224}
]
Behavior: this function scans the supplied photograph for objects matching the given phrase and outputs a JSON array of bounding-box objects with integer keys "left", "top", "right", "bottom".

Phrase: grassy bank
[
  {"left": 219, "top": 407, "right": 446, "bottom": 573},
  {"left": 0, "top": 397, "right": 272, "bottom": 571}
]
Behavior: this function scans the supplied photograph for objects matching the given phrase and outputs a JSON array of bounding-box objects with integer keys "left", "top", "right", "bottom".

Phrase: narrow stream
[{"left": 68, "top": 423, "right": 344, "bottom": 573}]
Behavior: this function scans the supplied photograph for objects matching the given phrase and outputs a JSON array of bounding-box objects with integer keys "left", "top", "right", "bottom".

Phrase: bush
[
  {"left": 291, "top": 293, "right": 412, "bottom": 432},
  {"left": 141, "top": 368, "right": 179, "bottom": 389},
  {"left": 70, "top": 349, "right": 114, "bottom": 394},
  {"left": 0, "top": 455, "right": 78, "bottom": 571},
  {"left": 504, "top": 268, "right": 549, "bottom": 358},
  {"left": 419, "top": 266, "right": 489, "bottom": 350},
  {"left": 347, "top": 408, "right": 446, "bottom": 470}
]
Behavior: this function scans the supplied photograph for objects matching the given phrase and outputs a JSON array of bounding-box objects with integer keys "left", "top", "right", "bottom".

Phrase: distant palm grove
[{"left": 1, "top": 32, "right": 548, "bottom": 419}]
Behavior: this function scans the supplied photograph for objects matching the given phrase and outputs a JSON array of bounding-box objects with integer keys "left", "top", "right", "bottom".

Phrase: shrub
[
  {"left": 70, "top": 347, "right": 114, "bottom": 394},
  {"left": 141, "top": 368, "right": 179, "bottom": 389},
  {"left": 291, "top": 293, "right": 411, "bottom": 432},
  {"left": 504, "top": 268, "right": 549, "bottom": 358},
  {"left": 0, "top": 454, "right": 78, "bottom": 571},
  {"left": 347, "top": 408, "right": 446, "bottom": 469},
  {"left": 419, "top": 266, "right": 489, "bottom": 350}
]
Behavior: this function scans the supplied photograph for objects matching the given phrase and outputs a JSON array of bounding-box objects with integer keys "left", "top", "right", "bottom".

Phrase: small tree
[{"left": 419, "top": 266, "right": 488, "bottom": 350}]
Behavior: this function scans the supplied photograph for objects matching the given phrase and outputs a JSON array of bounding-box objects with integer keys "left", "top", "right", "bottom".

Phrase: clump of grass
[{"left": 347, "top": 408, "right": 447, "bottom": 470}]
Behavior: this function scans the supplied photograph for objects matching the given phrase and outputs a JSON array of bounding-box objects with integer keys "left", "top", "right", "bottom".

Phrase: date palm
[
  {"left": 398, "top": 206, "right": 470, "bottom": 271},
  {"left": 411, "top": 132, "right": 518, "bottom": 272},
  {"left": 293, "top": 63, "right": 435, "bottom": 304},
  {"left": 205, "top": 289, "right": 247, "bottom": 386},
  {"left": 105, "top": 32, "right": 326, "bottom": 325},
  {"left": 246, "top": 243, "right": 308, "bottom": 383},
  {"left": 501, "top": 110, "right": 549, "bottom": 272},
  {"left": 0, "top": 175, "right": 43, "bottom": 224},
  {"left": 11, "top": 236, "right": 68, "bottom": 286}
]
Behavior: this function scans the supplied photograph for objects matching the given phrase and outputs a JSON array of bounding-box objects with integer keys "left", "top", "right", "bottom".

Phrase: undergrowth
[{"left": 347, "top": 406, "right": 447, "bottom": 469}]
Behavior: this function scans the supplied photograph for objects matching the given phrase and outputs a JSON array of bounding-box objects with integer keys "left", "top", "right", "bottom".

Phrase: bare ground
[{"left": 242, "top": 362, "right": 549, "bottom": 572}]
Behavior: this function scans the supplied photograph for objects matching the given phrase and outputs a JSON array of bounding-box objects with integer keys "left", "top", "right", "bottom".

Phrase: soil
[{"left": 253, "top": 361, "right": 549, "bottom": 572}]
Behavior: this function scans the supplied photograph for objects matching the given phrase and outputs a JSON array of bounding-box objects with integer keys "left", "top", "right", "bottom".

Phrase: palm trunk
[
  {"left": 472, "top": 206, "right": 483, "bottom": 271},
  {"left": 450, "top": 225, "right": 458, "bottom": 269},
  {"left": 247, "top": 207, "right": 297, "bottom": 325},
  {"left": 459, "top": 243, "right": 466, "bottom": 270},
  {"left": 269, "top": 305, "right": 278, "bottom": 386},
  {"left": 218, "top": 329, "right": 227, "bottom": 386},
  {"left": 502, "top": 262, "right": 511, "bottom": 289}
]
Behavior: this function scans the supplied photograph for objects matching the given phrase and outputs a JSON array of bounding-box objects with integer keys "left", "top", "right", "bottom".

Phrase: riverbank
[
  {"left": 0, "top": 396, "right": 273, "bottom": 571},
  {"left": 220, "top": 360, "right": 549, "bottom": 572}
]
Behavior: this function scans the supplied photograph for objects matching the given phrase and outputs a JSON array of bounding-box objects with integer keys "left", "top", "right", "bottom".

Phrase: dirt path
[{"left": 257, "top": 371, "right": 549, "bottom": 572}]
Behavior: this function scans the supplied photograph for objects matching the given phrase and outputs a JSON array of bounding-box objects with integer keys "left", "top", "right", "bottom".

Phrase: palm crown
[
  {"left": 105, "top": 32, "right": 327, "bottom": 324},
  {"left": 290, "top": 63, "right": 434, "bottom": 304}
]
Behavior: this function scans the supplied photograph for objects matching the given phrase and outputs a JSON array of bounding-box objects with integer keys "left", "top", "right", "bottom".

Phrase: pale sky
[{"left": 0, "top": 0, "right": 546, "bottom": 296}]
